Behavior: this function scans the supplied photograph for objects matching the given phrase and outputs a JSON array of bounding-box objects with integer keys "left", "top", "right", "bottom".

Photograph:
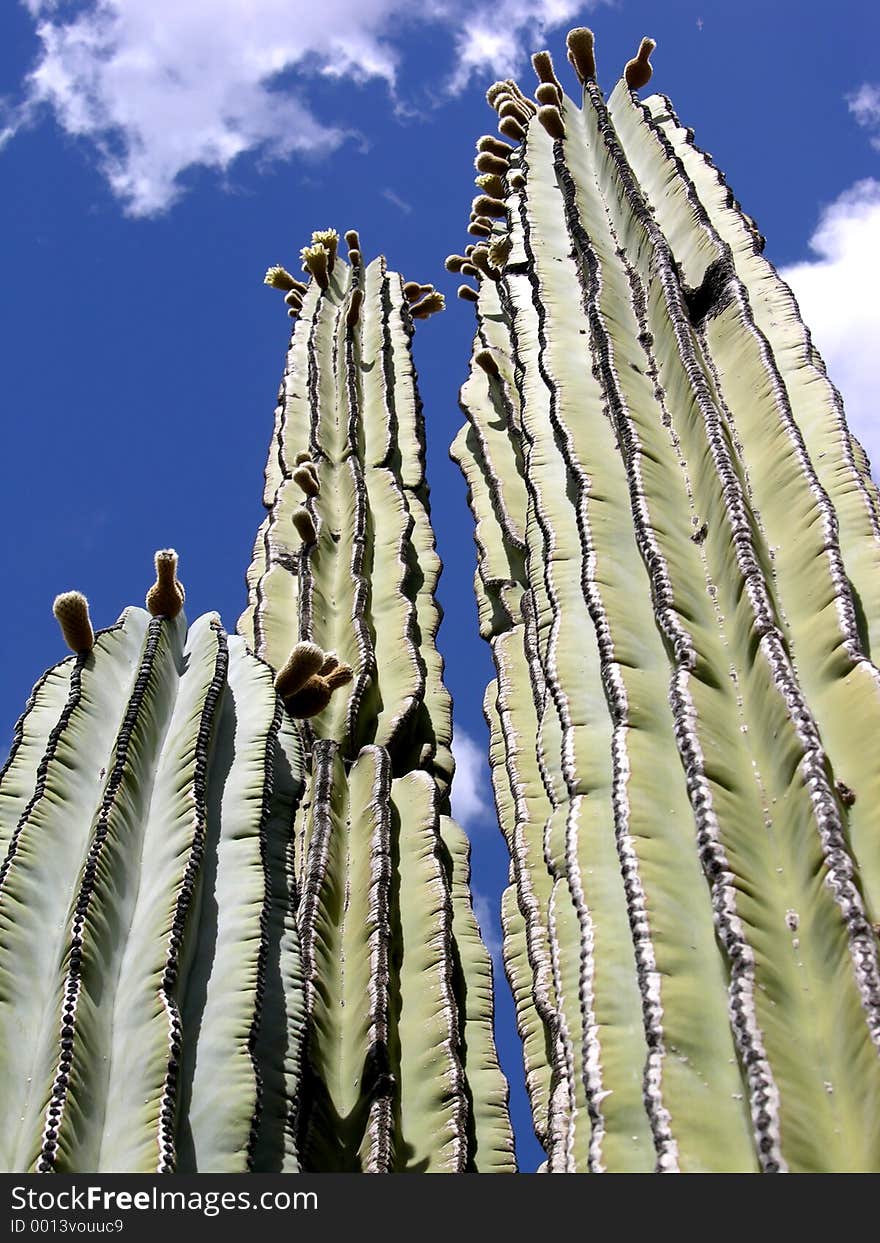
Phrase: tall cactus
[
  {"left": 451, "top": 28, "right": 880, "bottom": 1172},
  {"left": 0, "top": 587, "right": 306, "bottom": 1172},
  {"left": 241, "top": 230, "right": 514, "bottom": 1172}
]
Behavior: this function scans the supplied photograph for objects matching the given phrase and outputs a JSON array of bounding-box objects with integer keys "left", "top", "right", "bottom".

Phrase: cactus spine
[
  {"left": 242, "top": 232, "right": 514, "bottom": 1172},
  {"left": 0, "top": 602, "right": 306, "bottom": 1172},
  {"left": 451, "top": 30, "right": 880, "bottom": 1172}
]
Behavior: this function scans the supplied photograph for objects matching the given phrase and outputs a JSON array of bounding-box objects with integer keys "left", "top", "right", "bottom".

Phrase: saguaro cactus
[
  {"left": 451, "top": 28, "right": 880, "bottom": 1172},
  {"left": 0, "top": 595, "right": 306, "bottom": 1172},
  {"left": 243, "top": 230, "right": 514, "bottom": 1171}
]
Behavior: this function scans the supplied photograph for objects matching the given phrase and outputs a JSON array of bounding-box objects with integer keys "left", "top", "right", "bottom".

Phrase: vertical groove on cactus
[
  {"left": 0, "top": 607, "right": 306, "bottom": 1172},
  {"left": 242, "top": 234, "right": 514, "bottom": 1171},
  {"left": 451, "top": 29, "right": 880, "bottom": 1173}
]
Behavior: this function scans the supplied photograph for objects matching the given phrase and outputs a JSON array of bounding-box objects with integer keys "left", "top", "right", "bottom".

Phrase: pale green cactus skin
[
  {"left": 241, "top": 244, "right": 515, "bottom": 1172},
  {"left": 0, "top": 608, "right": 306, "bottom": 1173},
  {"left": 452, "top": 54, "right": 880, "bottom": 1172}
]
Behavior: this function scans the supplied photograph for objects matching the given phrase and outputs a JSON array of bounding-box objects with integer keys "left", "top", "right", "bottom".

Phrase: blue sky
[{"left": 1, "top": 0, "right": 879, "bottom": 1172}]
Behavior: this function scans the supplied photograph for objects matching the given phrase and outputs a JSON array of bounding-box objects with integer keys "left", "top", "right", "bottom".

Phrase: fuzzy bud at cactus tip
[
  {"left": 344, "top": 229, "right": 360, "bottom": 253},
  {"left": 535, "top": 82, "right": 562, "bottom": 107},
  {"left": 475, "top": 172, "right": 506, "bottom": 199},
  {"left": 274, "top": 641, "right": 325, "bottom": 700},
  {"left": 444, "top": 254, "right": 468, "bottom": 273},
  {"left": 458, "top": 284, "right": 479, "bottom": 303},
  {"left": 292, "top": 507, "right": 317, "bottom": 545},
  {"left": 467, "top": 220, "right": 492, "bottom": 238},
  {"left": 264, "top": 266, "right": 307, "bottom": 294},
  {"left": 498, "top": 116, "right": 525, "bottom": 143},
  {"left": 475, "top": 348, "right": 500, "bottom": 379},
  {"left": 566, "top": 27, "right": 596, "bottom": 83},
  {"left": 472, "top": 195, "right": 507, "bottom": 219},
  {"left": 300, "top": 244, "right": 330, "bottom": 290},
  {"left": 53, "top": 591, "right": 95, "bottom": 654},
  {"left": 293, "top": 465, "right": 320, "bottom": 498},
  {"left": 294, "top": 451, "right": 313, "bottom": 465},
  {"left": 324, "top": 664, "right": 354, "bottom": 692},
  {"left": 475, "top": 151, "right": 509, "bottom": 177},
  {"left": 624, "top": 37, "right": 655, "bottom": 90},
  {"left": 488, "top": 233, "right": 513, "bottom": 267},
  {"left": 146, "top": 549, "right": 185, "bottom": 619},
  {"left": 310, "top": 228, "right": 339, "bottom": 267},
  {"left": 410, "top": 291, "right": 446, "bottom": 319},
  {"left": 531, "top": 50, "right": 563, "bottom": 94},
  {"left": 537, "top": 105, "right": 566, "bottom": 141},
  {"left": 477, "top": 135, "right": 514, "bottom": 157},
  {"left": 346, "top": 287, "right": 363, "bottom": 328}
]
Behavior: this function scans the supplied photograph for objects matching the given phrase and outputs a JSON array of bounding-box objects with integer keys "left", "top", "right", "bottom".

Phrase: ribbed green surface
[
  {"left": 242, "top": 240, "right": 515, "bottom": 1171},
  {"left": 0, "top": 608, "right": 306, "bottom": 1173},
  {"left": 452, "top": 44, "right": 880, "bottom": 1172}
]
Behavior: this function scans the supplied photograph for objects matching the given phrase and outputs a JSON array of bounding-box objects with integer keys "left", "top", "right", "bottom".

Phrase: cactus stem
[
  {"left": 566, "top": 26, "right": 596, "bottom": 83},
  {"left": 52, "top": 592, "right": 95, "bottom": 654},
  {"left": 146, "top": 549, "right": 185, "bottom": 619}
]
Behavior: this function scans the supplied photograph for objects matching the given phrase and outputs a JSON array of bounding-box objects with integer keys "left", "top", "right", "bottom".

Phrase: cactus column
[
  {"left": 0, "top": 595, "right": 306, "bottom": 1172},
  {"left": 451, "top": 29, "right": 880, "bottom": 1172},
  {"left": 241, "top": 230, "right": 514, "bottom": 1172}
]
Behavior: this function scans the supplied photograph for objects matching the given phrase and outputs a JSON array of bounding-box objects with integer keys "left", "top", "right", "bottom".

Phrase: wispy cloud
[
  {"left": 847, "top": 83, "right": 880, "bottom": 150},
  {"left": 381, "top": 187, "right": 411, "bottom": 213},
  {"left": 472, "top": 888, "right": 503, "bottom": 964},
  {"left": 450, "top": 725, "right": 494, "bottom": 828},
  {"left": 780, "top": 178, "right": 880, "bottom": 480},
  {"left": 6, "top": 0, "right": 601, "bottom": 216}
]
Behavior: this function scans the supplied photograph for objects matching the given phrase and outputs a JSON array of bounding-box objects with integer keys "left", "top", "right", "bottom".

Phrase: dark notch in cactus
[
  {"left": 0, "top": 578, "right": 306, "bottom": 1172},
  {"left": 451, "top": 26, "right": 880, "bottom": 1173},
  {"left": 243, "top": 229, "right": 514, "bottom": 1171}
]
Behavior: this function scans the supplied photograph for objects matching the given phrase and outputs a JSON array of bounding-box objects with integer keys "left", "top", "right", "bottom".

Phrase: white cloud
[
  {"left": 847, "top": 83, "right": 880, "bottom": 150},
  {"left": 446, "top": 0, "right": 598, "bottom": 91},
  {"left": 7, "top": 0, "right": 599, "bottom": 216},
  {"left": 779, "top": 178, "right": 880, "bottom": 480},
  {"left": 451, "top": 725, "right": 493, "bottom": 828}
]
